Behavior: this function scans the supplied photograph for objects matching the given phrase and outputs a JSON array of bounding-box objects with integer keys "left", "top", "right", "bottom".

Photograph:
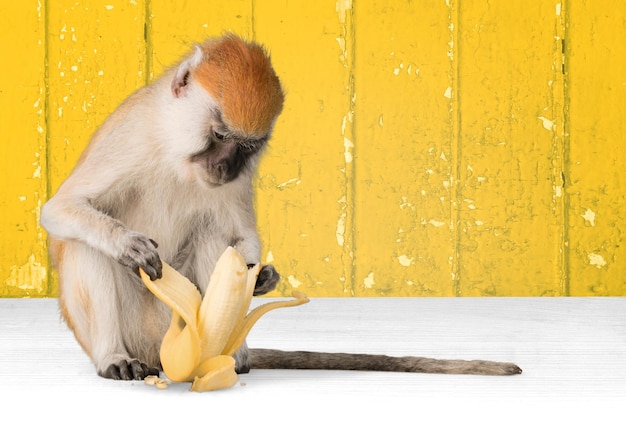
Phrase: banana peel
[{"left": 140, "top": 246, "right": 308, "bottom": 392}]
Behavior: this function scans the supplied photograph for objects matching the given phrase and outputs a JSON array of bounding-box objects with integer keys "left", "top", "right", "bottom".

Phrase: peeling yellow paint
[
  {"left": 588, "top": 253, "right": 607, "bottom": 268},
  {"left": 343, "top": 137, "right": 354, "bottom": 163},
  {"left": 362, "top": 272, "right": 375, "bottom": 289},
  {"left": 276, "top": 177, "right": 301, "bottom": 190},
  {"left": 555, "top": 185, "right": 563, "bottom": 198},
  {"left": 397, "top": 255, "right": 413, "bottom": 267},
  {"left": 287, "top": 275, "right": 302, "bottom": 289},
  {"left": 4, "top": 255, "right": 47, "bottom": 293},
  {"left": 428, "top": 220, "right": 446, "bottom": 228},
  {"left": 582, "top": 209, "right": 596, "bottom": 226},
  {"left": 336, "top": 0, "right": 352, "bottom": 24},
  {"left": 335, "top": 214, "right": 346, "bottom": 247},
  {"left": 537, "top": 116, "right": 556, "bottom": 131}
]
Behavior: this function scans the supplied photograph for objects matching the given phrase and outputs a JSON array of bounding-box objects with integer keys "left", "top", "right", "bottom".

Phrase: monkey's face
[
  {"left": 190, "top": 126, "right": 266, "bottom": 186},
  {"left": 163, "top": 84, "right": 271, "bottom": 188},
  {"left": 166, "top": 35, "right": 284, "bottom": 187}
]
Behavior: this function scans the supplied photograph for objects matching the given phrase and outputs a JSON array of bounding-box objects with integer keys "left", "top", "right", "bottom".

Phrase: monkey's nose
[{"left": 209, "top": 161, "right": 235, "bottom": 185}]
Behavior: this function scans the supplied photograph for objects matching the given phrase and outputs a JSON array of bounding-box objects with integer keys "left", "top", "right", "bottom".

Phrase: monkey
[{"left": 40, "top": 34, "right": 521, "bottom": 381}]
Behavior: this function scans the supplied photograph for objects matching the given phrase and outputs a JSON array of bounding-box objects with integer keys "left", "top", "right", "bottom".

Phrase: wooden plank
[
  {"left": 0, "top": 1, "right": 49, "bottom": 296},
  {"left": 456, "top": 1, "right": 565, "bottom": 296},
  {"left": 148, "top": 0, "right": 253, "bottom": 79},
  {"left": 252, "top": 1, "right": 351, "bottom": 296},
  {"left": 150, "top": 2, "right": 350, "bottom": 297},
  {"left": 353, "top": 2, "right": 457, "bottom": 296},
  {"left": 45, "top": 1, "right": 146, "bottom": 296},
  {"left": 566, "top": 1, "right": 626, "bottom": 295},
  {"left": 47, "top": 0, "right": 147, "bottom": 195}
]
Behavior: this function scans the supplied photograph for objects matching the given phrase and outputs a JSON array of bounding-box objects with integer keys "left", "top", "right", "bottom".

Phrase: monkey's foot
[{"left": 98, "top": 358, "right": 160, "bottom": 380}]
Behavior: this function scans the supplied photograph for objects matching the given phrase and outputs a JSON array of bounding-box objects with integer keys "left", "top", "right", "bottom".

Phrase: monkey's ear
[{"left": 171, "top": 45, "right": 205, "bottom": 98}]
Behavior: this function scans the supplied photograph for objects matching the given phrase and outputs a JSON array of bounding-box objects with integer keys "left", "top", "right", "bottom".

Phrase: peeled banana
[{"left": 140, "top": 246, "right": 308, "bottom": 392}]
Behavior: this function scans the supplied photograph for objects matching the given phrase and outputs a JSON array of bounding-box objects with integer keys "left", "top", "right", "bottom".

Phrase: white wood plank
[{"left": 0, "top": 297, "right": 624, "bottom": 427}]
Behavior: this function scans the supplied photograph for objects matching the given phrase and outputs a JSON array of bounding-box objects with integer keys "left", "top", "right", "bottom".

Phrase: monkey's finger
[
  {"left": 100, "top": 363, "right": 122, "bottom": 380},
  {"left": 129, "top": 360, "right": 148, "bottom": 380},
  {"left": 142, "top": 239, "right": 162, "bottom": 279},
  {"left": 133, "top": 259, "right": 161, "bottom": 281},
  {"left": 135, "top": 243, "right": 161, "bottom": 277},
  {"left": 141, "top": 258, "right": 163, "bottom": 281},
  {"left": 151, "top": 256, "right": 163, "bottom": 280},
  {"left": 141, "top": 362, "right": 160, "bottom": 378},
  {"left": 119, "top": 361, "right": 134, "bottom": 380},
  {"left": 107, "top": 359, "right": 160, "bottom": 380},
  {"left": 132, "top": 259, "right": 160, "bottom": 281}
]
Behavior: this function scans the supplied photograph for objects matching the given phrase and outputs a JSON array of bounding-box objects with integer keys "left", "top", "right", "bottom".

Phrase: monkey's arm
[
  {"left": 227, "top": 185, "right": 279, "bottom": 296},
  {"left": 41, "top": 144, "right": 162, "bottom": 280}
]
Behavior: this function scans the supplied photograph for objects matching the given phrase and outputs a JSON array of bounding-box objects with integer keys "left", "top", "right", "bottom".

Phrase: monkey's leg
[{"left": 57, "top": 242, "right": 161, "bottom": 380}]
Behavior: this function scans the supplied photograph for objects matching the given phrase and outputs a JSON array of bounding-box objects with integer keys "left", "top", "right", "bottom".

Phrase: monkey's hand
[
  {"left": 117, "top": 232, "right": 162, "bottom": 280},
  {"left": 252, "top": 265, "right": 280, "bottom": 296}
]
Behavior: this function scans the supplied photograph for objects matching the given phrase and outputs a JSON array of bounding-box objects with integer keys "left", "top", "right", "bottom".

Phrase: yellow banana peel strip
[
  {"left": 140, "top": 246, "right": 309, "bottom": 392},
  {"left": 190, "top": 355, "right": 238, "bottom": 392},
  {"left": 222, "top": 290, "right": 309, "bottom": 356},
  {"left": 140, "top": 263, "right": 202, "bottom": 383}
]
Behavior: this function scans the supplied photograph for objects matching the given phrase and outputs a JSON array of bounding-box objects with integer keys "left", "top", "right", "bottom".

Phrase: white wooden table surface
[{"left": 1, "top": 297, "right": 624, "bottom": 427}]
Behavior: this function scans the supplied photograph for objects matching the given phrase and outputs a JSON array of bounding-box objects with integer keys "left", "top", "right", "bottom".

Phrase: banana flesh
[{"left": 140, "top": 246, "right": 309, "bottom": 392}]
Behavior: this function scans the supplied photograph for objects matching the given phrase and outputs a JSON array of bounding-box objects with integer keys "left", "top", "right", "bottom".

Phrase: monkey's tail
[{"left": 249, "top": 348, "right": 522, "bottom": 376}]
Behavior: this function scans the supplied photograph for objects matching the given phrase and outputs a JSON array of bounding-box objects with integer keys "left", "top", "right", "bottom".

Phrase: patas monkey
[{"left": 41, "top": 34, "right": 521, "bottom": 380}]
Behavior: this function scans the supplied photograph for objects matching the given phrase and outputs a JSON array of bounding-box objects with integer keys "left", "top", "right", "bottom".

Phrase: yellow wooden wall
[{"left": 1, "top": 1, "right": 625, "bottom": 297}]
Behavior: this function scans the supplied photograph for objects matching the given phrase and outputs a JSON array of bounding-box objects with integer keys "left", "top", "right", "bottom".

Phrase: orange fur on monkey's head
[{"left": 193, "top": 34, "right": 284, "bottom": 138}]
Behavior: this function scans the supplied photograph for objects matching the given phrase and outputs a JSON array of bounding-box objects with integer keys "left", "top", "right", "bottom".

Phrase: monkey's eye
[
  {"left": 213, "top": 131, "right": 225, "bottom": 141},
  {"left": 239, "top": 140, "right": 261, "bottom": 153}
]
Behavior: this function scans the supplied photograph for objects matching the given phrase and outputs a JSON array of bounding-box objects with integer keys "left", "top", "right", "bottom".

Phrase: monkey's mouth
[
  {"left": 190, "top": 146, "right": 248, "bottom": 186},
  {"left": 189, "top": 157, "right": 240, "bottom": 186}
]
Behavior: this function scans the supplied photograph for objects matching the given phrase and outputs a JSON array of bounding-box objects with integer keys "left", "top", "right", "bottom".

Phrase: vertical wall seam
[
  {"left": 144, "top": 0, "right": 152, "bottom": 85},
  {"left": 449, "top": 0, "right": 462, "bottom": 296},
  {"left": 561, "top": 0, "right": 571, "bottom": 296},
  {"left": 250, "top": 0, "right": 256, "bottom": 40},
  {"left": 347, "top": 1, "right": 357, "bottom": 296},
  {"left": 335, "top": 0, "right": 356, "bottom": 295},
  {"left": 552, "top": 0, "right": 570, "bottom": 296},
  {"left": 43, "top": 0, "right": 53, "bottom": 295}
]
